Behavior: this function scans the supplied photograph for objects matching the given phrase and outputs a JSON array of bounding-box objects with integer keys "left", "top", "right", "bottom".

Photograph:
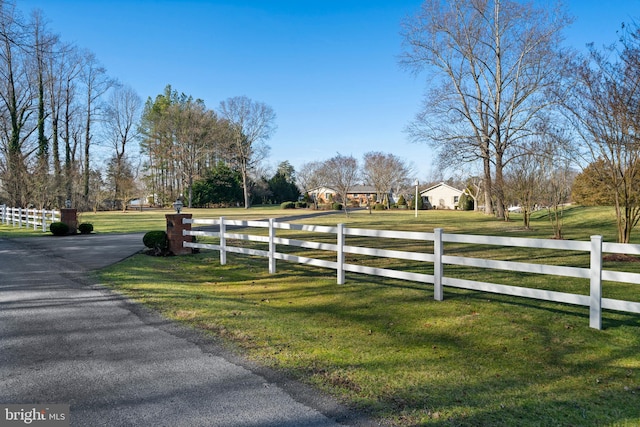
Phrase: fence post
[
  {"left": 268, "top": 218, "right": 276, "bottom": 274},
  {"left": 219, "top": 216, "right": 227, "bottom": 265},
  {"left": 0, "top": 205, "right": 5, "bottom": 224},
  {"left": 590, "top": 235, "right": 603, "bottom": 330},
  {"left": 337, "top": 223, "right": 345, "bottom": 285},
  {"left": 434, "top": 228, "right": 444, "bottom": 301},
  {"left": 41, "top": 210, "right": 46, "bottom": 232},
  {"left": 33, "top": 208, "right": 37, "bottom": 231},
  {"left": 18, "top": 207, "right": 22, "bottom": 228}
]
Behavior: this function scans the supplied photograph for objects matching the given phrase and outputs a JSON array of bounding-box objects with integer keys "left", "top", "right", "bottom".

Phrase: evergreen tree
[{"left": 191, "top": 162, "right": 243, "bottom": 207}]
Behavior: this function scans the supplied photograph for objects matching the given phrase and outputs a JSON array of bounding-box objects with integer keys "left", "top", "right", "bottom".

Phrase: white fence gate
[
  {"left": 182, "top": 217, "right": 640, "bottom": 330},
  {"left": 0, "top": 205, "right": 60, "bottom": 232}
]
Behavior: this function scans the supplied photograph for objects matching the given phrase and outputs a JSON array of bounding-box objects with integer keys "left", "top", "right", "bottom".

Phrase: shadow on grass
[{"left": 99, "top": 251, "right": 640, "bottom": 426}]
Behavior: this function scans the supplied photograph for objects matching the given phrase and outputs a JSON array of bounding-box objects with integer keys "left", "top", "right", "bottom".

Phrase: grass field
[
  {"left": 5, "top": 205, "right": 640, "bottom": 425},
  {"left": 0, "top": 206, "right": 290, "bottom": 237},
  {"left": 94, "top": 206, "right": 639, "bottom": 426}
]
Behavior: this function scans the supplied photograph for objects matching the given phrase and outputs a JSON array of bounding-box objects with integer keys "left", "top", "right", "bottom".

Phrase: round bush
[
  {"left": 331, "top": 202, "right": 343, "bottom": 211},
  {"left": 373, "top": 203, "right": 386, "bottom": 211},
  {"left": 50, "top": 222, "right": 70, "bottom": 236},
  {"left": 295, "top": 201, "right": 307, "bottom": 209},
  {"left": 143, "top": 230, "right": 169, "bottom": 251},
  {"left": 458, "top": 193, "right": 474, "bottom": 211},
  {"left": 280, "top": 201, "right": 296, "bottom": 209},
  {"left": 78, "top": 223, "right": 94, "bottom": 234}
]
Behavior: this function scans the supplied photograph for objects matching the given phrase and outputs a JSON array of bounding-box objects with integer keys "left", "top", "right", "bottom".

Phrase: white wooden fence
[
  {"left": 182, "top": 217, "right": 640, "bottom": 330},
  {"left": 0, "top": 205, "right": 60, "bottom": 232}
]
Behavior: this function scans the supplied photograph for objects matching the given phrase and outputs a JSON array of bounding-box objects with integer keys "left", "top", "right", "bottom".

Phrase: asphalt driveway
[{"left": 0, "top": 233, "right": 372, "bottom": 426}]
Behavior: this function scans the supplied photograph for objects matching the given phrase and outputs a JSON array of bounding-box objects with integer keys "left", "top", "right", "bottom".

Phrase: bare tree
[
  {"left": 562, "top": 24, "right": 640, "bottom": 243},
  {"left": 401, "top": 0, "right": 571, "bottom": 219},
  {"left": 103, "top": 84, "right": 141, "bottom": 210},
  {"left": 0, "top": 1, "right": 34, "bottom": 206},
  {"left": 362, "top": 151, "right": 413, "bottom": 208},
  {"left": 0, "top": 2, "right": 114, "bottom": 212},
  {"left": 463, "top": 175, "right": 483, "bottom": 212},
  {"left": 61, "top": 49, "right": 83, "bottom": 206},
  {"left": 295, "top": 160, "right": 322, "bottom": 207},
  {"left": 79, "top": 50, "right": 112, "bottom": 208},
  {"left": 542, "top": 161, "right": 574, "bottom": 240},
  {"left": 319, "top": 153, "right": 359, "bottom": 215},
  {"left": 30, "top": 9, "right": 58, "bottom": 208},
  {"left": 218, "top": 96, "right": 276, "bottom": 208},
  {"left": 503, "top": 143, "right": 545, "bottom": 229},
  {"left": 46, "top": 39, "right": 78, "bottom": 206},
  {"left": 297, "top": 160, "right": 323, "bottom": 192},
  {"left": 105, "top": 154, "right": 135, "bottom": 210}
]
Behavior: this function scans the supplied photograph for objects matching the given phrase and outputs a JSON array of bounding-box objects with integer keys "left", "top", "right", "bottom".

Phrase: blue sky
[{"left": 19, "top": 0, "right": 640, "bottom": 181}]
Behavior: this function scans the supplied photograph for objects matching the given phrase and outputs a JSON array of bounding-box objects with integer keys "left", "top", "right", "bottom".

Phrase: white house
[{"left": 420, "top": 182, "right": 465, "bottom": 210}]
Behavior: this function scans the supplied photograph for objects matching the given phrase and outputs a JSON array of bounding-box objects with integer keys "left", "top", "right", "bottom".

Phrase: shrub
[
  {"left": 50, "top": 222, "right": 70, "bottom": 236},
  {"left": 143, "top": 230, "right": 169, "bottom": 255},
  {"left": 78, "top": 223, "right": 94, "bottom": 234},
  {"left": 397, "top": 194, "right": 406, "bottom": 206},
  {"left": 295, "top": 201, "right": 307, "bottom": 208},
  {"left": 373, "top": 203, "right": 386, "bottom": 211},
  {"left": 332, "top": 202, "right": 343, "bottom": 211},
  {"left": 280, "top": 201, "right": 296, "bottom": 209},
  {"left": 458, "top": 193, "right": 474, "bottom": 211}
]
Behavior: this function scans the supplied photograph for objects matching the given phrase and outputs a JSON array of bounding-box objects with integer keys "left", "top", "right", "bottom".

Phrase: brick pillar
[
  {"left": 60, "top": 208, "right": 78, "bottom": 234},
  {"left": 166, "top": 213, "right": 193, "bottom": 255}
]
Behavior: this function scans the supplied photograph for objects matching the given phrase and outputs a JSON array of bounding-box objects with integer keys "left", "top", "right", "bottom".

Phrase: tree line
[
  {"left": 0, "top": 1, "right": 277, "bottom": 213},
  {"left": 1, "top": 0, "right": 638, "bottom": 243},
  {"left": 401, "top": 0, "right": 640, "bottom": 243},
  {"left": 0, "top": 0, "right": 414, "bottom": 216},
  {"left": 0, "top": 1, "right": 114, "bottom": 210},
  {"left": 138, "top": 86, "right": 276, "bottom": 210}
]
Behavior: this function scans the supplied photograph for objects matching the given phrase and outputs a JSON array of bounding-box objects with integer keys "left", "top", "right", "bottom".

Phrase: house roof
[
  {"left": 307, "top": 185, "right": 377, "bottom": 194},
  {"left": 419, "top": 182, "right": 464, "bottom": 196},
  {"left": 348, "top": 185, "right": 377, "bottom": 194}
]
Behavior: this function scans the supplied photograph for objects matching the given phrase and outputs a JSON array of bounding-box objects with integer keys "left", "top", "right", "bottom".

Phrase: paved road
[{"left": 0, "top": 233, "right": 374, "bottom": 426}]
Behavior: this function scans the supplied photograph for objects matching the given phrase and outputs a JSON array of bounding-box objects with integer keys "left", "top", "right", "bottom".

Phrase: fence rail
[
  {"left": 182, "top": 216, "right": 640, "bottom": 330},
  {"left": 0, "top": 205, "right": 60, "bottom": 232}
]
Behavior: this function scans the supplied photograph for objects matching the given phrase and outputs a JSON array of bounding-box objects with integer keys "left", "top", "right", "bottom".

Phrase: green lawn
[
  {"left": 93, "top": 206, "right": 640, "bottom": 426},
  {"left": 0, "top": 205, "right": 292, "bottom": 237}
]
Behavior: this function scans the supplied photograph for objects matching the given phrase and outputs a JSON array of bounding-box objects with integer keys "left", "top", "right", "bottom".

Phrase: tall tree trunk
[
  {"left": 83, "top": 102, "right": 91, "bottom": 204},
  {"left": 241, "top": 160, "right": 250, "bottom": 209},
  {"left": 494, "top": 152, "right": 506, "bottom": 220},
  {"left": 482, "top": 143, "right": 493, "bottom": 215}
]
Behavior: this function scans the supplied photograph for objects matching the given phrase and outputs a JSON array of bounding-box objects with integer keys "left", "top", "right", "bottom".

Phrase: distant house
[
  {"left": 420, "top": 182, "right": 465, "bottom": 210},
  {"left": 307, "top": 185, "right": 378, "bottom": 206}
]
